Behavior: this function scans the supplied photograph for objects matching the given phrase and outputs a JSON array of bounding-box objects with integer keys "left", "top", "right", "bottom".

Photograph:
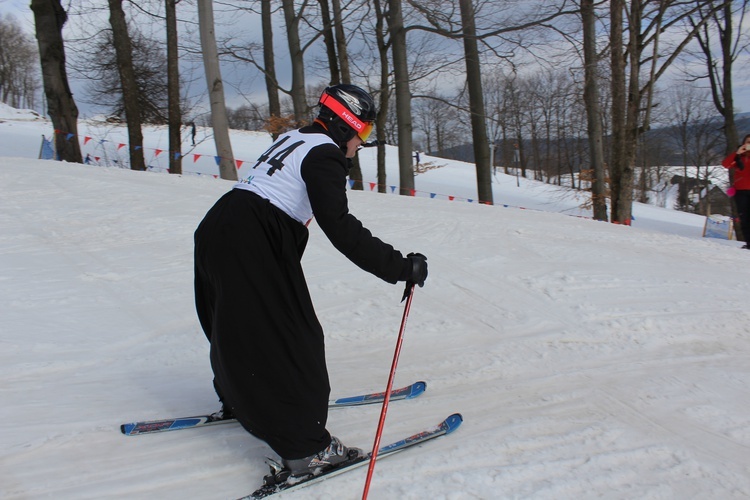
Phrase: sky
[{"left": 1, "top": 103, "right": 749, "bottom": 499}]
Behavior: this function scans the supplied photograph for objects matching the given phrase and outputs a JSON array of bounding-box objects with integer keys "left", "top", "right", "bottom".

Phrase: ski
[
  {"left": 120, "top": 381, "right": 427, "bottom": 436},
  {"left": 242, "top": 412, "right": 463, "bottom": 499}
]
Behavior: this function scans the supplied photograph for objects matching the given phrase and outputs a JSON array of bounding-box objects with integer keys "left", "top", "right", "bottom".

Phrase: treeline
[
  {"left": 0, "top": 14, "right": 40, "bottom": 110},
  {"left": 14, "top": 1, "right": 750, "bottom": 223}
]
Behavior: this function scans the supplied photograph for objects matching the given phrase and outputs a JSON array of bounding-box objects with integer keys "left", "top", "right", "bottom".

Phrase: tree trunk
[
  {"left": 501, "top": 126, "right": 510, "bottom": 175},
  {"left": 374, "top": 0, "right": 389, "bottom": 194},
  {"left": 458, "top": 0, "right": 492, "bottom": 204},
  {"left": 715, "top": 1, "right": 741, "bottom": 239},
  {"left": 197, "top": 0, "right": 236, "bottom": 181},
  {"left": 695, "top": 6, "right": 741, "bottom": 161},
  {"left": 530, "top": 117, "right": 541, "bottom": 181},
  {"left": 107, "top": 0, "right": 146, "bottom": 171},
  {"left": 689, "top": 1, "right": 745, "bottom": 237},
  {"left": 332, "top": 0, "right": 364, "bottom": 190},
  {"left": 317, "top": 0, "right": 340, "bottom": 85},
  {"left": 281, "top": 0, "right": 307, "bottom": 122},
  {"left": 581, "top": 0, "right": 608, "bottom": 221},
  {"left": 615, "top": 0, "right": 643, "bottom": 225},
  {"left": 718, "top": 1, "right": 739, "bottom": 152},
  {"left": 261, "top": 0, "right": 281, "bottom": 138},
  {"left": 387, "top": 0, "right": 415, "bottom": 196},
  {"left": 165, "top": 0, "right": 182, "bottom": 174},
  {"left": 332, "top": 0, "right": 351, "bottom": 83},
  {"left": 30, "top": 0, "right": 82, "bottom": 164},
  {"left": 516, "top": 129, "right": 526, "bottom": 178},
  {"left": 609, "top": 0, "right": 627, "bottom": 223},
  {"left": 609, "top": 0, "right": 717, "bottom": 224}
]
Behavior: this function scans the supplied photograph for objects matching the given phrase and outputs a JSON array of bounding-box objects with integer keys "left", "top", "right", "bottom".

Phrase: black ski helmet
[{"left": 317, "top": 84, "right": 376, "bottom": 145}]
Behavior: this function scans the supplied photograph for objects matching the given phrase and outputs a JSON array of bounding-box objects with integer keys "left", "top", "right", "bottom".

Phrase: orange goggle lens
[{"left": 358, "top": 122, "right": 374, "bottom": 142}]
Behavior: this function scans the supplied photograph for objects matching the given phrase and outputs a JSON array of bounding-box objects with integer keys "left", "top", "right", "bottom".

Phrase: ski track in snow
[{"left": 2, "top": 111, "right": 750, "bottom": 499}]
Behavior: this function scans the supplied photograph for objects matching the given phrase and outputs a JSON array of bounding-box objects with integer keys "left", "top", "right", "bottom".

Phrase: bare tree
[
  {"left": 197, "top": 0, "right": 237, "bottom": 181},
  {"left": 85, "top": 27, "right": 169, "bottom": 125},
  {"left": 505, "top": 75, "right": 529, "bottom": 178},
  {"left": 261, "top": 0, "right": 282, "bottom": 134},
  {"left": 483, "top": 68, "right": 513, "bottom": 174},
  {"left": 458, "top": 0, "right": 492, "bottom": 204},
  {"left": 609, "top": 0, "right": 628, "bottom": 223},
  {"left": 317, "top": 0, "right": 341, "bottom": 84},
  {"left": 227, "top": 103, "right": 266, "bottom": 130},
  {"left": 328, "top": 0, "right": 364, "bottom": 190},
  {"left": 281, "top": 0, "right": 309, "bottom": 122},
  {"left": 0, "top": 15, "right": 40, "bottom": 109},
  {"left": 216, "top": 2, "right": 286, "bottom": 137},
  {"left": 608, "top": 0, "right": 724, "bottom": 225},
  {"left": 686, "top": 0, "right": 749, "bottom": 234},
  {"left": 664, "top": 84, "right": 724, "bottom": 214},
  {"left": 388, "top": 0, "right": 416, "bottom": 196},
  {"left": 30, "top": 0, "right": 83, "bottom": 164},
  {"left": 331, "top": 0, "right": 351, "bottom": 82},
  {"left": 581, "top": 0, "right": 608, "bottom": 221},
  {"left": 225, "top": 1, "right": 317, "bottom": 128},
  {"left": 107, "top": 0, "right": 146, "bottom": 170},
  {"left": 687, "top": 0, "right": 748, "bottom": 155},
  {"left": 373, "top": 0, "right": 391, "bottom": 194},
  {"left": 166, "top": 0, "right": 182, "bottom": 174},
  {"left": 406, "top": 0, "right": 578, "bottom": 201},
  {"left": 413, "top": 93, "right": 464, "bottom": 154}
]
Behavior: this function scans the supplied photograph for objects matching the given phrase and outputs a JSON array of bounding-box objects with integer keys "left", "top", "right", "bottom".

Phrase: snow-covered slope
[{"left": 1, "top": 108, "right": 749, "bottom": 499}]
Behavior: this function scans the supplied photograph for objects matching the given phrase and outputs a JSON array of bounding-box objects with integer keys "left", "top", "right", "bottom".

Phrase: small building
[{"left": 669, "top": 175, "right": 731, "bottom": 216}]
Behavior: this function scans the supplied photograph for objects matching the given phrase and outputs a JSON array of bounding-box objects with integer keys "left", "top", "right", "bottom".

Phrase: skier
[
  {"left": 722, "top": 133, "right": 750, "bottom": 247},
  {"left": 193, "top": 84, "right": 428, "bottom": 479}
]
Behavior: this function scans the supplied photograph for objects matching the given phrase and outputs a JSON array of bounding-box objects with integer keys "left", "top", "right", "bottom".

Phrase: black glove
[{"left": 404, "top": 252, "right": 428, "bottom": 287}]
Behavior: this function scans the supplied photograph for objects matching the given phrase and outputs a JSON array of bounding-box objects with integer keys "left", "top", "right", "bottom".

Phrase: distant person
[
  {"left": 722, "top": 133, "right": 750, "bottom": 248},
  {"left": 187, "top": 121, "right": 196, "bottom": 146},
  {"left": 193, "top": 84, "right": 427, "bottom": 482}
]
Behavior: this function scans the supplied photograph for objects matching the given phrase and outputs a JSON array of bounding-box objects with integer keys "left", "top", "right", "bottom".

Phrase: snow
[{"left": 1, "top": 106, "right": 749, "bottom": 499}]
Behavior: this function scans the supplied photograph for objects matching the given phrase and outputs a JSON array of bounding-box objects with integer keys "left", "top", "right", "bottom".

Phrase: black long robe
[{"left": 194, "top": 124, "right": 407, "bottom": 459}]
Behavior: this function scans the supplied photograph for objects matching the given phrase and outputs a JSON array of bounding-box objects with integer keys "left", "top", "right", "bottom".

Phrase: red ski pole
[{"left": 362, "top": 283, "right": 416, "bottom": 500}]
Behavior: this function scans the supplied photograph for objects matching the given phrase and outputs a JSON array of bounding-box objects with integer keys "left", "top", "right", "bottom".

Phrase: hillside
[{"left": 1, "top": 107, "right": 749, "bottom": 499}]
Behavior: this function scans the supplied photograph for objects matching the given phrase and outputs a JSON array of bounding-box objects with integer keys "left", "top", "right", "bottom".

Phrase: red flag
[
  {"left": 154, "top": 149, "right": 163, "bottom": 157},
  {"left": 84, "top": 136, "right": 92, "bottom": 145},
  {"left": 236, "top": 160, "right": 244, "bottom": 169},
  {"left": 448, "top": 196, "right": 455, "bottom": 201},
  {"left": 369, "top": 182, "right": 376, "bottom": 191},
  {"left": 117, "top": 143, "right": 126, "bottom": 150},
  {"left": 193, "top": 154, "right": 201, "bottom": 163}
]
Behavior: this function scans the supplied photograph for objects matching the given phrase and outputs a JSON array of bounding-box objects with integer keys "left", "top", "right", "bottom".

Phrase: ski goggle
[
  {"left": 358, "top": 121, "right": 374, "bottom": 142},
  {"left": 319, "top": 93, "right": 374, "bottom": 142}
]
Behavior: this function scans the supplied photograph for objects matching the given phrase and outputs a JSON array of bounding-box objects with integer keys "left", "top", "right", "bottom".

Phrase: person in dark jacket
[
  {"left": 722, "top": 133, "right": 750, "bottom": 247},
  {"left": 193, "top": 84, "right": 428, "bottom": 479}
]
